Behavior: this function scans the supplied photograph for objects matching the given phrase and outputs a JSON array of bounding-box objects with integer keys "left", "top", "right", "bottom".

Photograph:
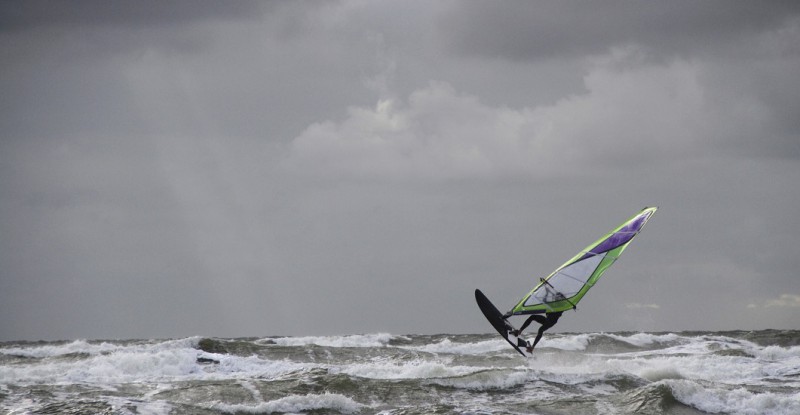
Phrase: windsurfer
[{"left": 512, "top": 311, "right": 563, "bottom": 353}]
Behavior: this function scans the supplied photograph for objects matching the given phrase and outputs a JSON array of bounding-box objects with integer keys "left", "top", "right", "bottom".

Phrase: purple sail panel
[
  {"left": 592, "top": 230, "right": 636, "bottom": 254},
  {"left": 577, "top": 212, "right": 651, "bottom": 260}
]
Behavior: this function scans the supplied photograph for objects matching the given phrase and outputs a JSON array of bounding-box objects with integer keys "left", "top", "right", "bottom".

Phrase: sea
[{"left": 2, "top": 330, "right": 799, "bottom": 415}]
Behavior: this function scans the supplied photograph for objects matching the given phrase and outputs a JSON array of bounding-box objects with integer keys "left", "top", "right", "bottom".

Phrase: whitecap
[
  {"left": 337, "top": 357, "right": 479, "bottom": 380},
  {"left": 425, "top": 368, "right": 534, "bottom": 390},
  {"left": 604, "top": 332, "right": 683, "bottom": 347},
  {"left": 537, "top": 333, "right": 593, "bottom": 351},
  {"left": 267, "top": 333, "right": 400, "bottom": 348},
  {"left": 1, "top": 338, "right": 309, "bottom": 385},
  {"left": 666, "top": 379, "right": 800, "bottom": 415},
  {"left": 399, "top": 337, "right": 508, "bottom": 355},
  {"left": 212, "top": 392, "right": 363, "bottom": 414},
  {"left": 0, "top": 339, "right": 122, "bottom": 358}
]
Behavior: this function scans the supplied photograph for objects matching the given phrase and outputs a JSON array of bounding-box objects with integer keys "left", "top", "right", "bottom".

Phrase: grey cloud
[
  {"left": 0, "top": 0, "right": 265, "bottom": 32},
  {"left": 2, "top": 2, "right": 799, "bottom": 340},
  {"left": 764, "top": 295, "right": 800, "bottom": 308},
  {"left": 282, "top": 50, "right": 797, "bottom": 180},
  {"left": 0, "top": 2, "right": 383, "bottom": 143},
  {"left": 440, "top": 1, "right": 800, "bottom": 61}
]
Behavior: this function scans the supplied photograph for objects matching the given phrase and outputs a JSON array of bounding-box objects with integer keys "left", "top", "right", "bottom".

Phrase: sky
[{"left": 1, "top": 1, "right": 799, "bottom": 341}]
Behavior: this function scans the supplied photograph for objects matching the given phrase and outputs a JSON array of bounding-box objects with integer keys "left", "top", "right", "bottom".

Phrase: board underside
[{"left": 475, "top": 289, "right": 532, "bottom": 357}]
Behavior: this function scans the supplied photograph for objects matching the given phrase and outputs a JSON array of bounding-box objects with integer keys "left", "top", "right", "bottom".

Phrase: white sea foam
[
  {"left": 497, "top": 332, "right": 682, "bottom": 352},
  {"left": 508, "top": 337, "right": 787, "bottom": 389},
  {"left": 399, "top": 332, "right": 665, "bottom": 355},
  {"left": 0, "top": 338, "right": 308, "bottom": 385},
  {"left": 608, "top": 335, "right": 751, "bottom": 358},
  {"left": 541, "top": 333, "right": 593, "bottom": 351},
  {"left": 754, "top": 344, "right": 800, "bottom": 361},
  {"left": 337, "top": 357, "right": 478, "bottom": 380},
  {"left": 400, "top": 338, "right": 508, "bottom": 355},
  {"left": 426, "top": 369, "right": 534, "bottom": 390},
  {"left": 3, "top": 332, "right": 798, "bottom": 414},
  {"left": 401, "top": 333, "right": 594, "bottom": 355},
  {"left": 603, "top": 332, "right": 683, "bottom": 347},
  {"left": 537, "top": 346, "right": 794, "bottom": 388},
  {"left": 102, "top": 396, "right": 173, "bottom": 415},
  {"left": 17, "top": 337, "right": 202, "bottom": 358},
  {"left": 638, "top": 366, "right": 685, "bottom": 382},
  {"left": 212, "top": 393, "right": 363, "bottom": 414},
  {"left": 666, "top": 379, "right": 800, "bottom": 415},
  {"left": 268, "top": 333, "right": 399, "bottom": 348},
  {"left": 1, "top": 339, "right": 127, "bottom": 358}
]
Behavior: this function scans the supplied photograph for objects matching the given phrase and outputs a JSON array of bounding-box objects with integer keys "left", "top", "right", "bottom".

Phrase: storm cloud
[{"left": 1, "top": 1, "right": 799, "bottom": 341}]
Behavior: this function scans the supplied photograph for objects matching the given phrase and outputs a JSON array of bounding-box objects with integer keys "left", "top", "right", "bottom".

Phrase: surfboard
[{"left": 475, "top": 289, "right": 533, "bottom": 357}]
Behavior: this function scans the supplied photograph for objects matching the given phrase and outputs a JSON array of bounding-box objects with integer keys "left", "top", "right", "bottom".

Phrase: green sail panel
[{"left": 509, "top": 207, "right": 657, "bottom": 315}]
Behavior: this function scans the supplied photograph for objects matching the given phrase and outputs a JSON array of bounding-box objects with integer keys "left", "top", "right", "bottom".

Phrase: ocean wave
[
  {"left": 337, "top": 357, "right": 479, "bottom": 380},
  {"left": 3, "top": 331, "right": 799, "bottom": 414},
  {"left": 601, "top": 353, "right": 761, "bottom": 384},
  {"left": 389, "top": 332, "right": 680, "bottom": 356},
  {"left": 399, "top": 337, "right": 508, "bottom": 355},
  {"left": 603, "top": 332, "right": 683, "bottom": 347},
  {"left": 212, "top": 392, "right": 363, "bottom": 414},
  {"left": 535, "top": 333, "right": 593, "bottom": 351},
  {"left": 754, "top": 344, "right": 800, "bottom": 361},
  {"left": 523, "top": 332, "right": 683, "bottom": 352},
  {"left": 425, "top": 368, "right": 533, "bottom": 390},
  {"left": 266, "top": 333, "right": 401, "bottom": 348},
  {"left": 617, "top": 383, "right": 682, "bottom": 413},
  {"left": 1, "top": 339, "right": 124, "bottom": 359},
  {"left": 638, "top": 366, "right": 685, "bottom": 382},
  {"left": 0, "top": 337, "right": 202, "bottom": 359},
  {"left": 0, "top": 339, "right": 309, "bottom": 385},
  {"left": 666, "top": 379, "right": 800, "bottom": 415}
]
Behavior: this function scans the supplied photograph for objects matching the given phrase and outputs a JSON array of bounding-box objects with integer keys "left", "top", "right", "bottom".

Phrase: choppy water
[{"left": 2, "top": 330, "right": 799, "bottom": 414}]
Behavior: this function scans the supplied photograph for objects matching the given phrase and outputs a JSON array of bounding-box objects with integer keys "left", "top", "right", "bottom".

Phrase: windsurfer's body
[
  {"left": 508, "top": 281, "right": 567, "bottom": 352},
  {"left": 512, "top": 311, "right": 563, "bottom": 353}
]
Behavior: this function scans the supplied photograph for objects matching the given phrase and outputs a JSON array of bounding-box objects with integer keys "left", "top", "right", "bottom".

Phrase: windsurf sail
[{"left": 508, "top": 207, "right": 657, "bottom": 315}]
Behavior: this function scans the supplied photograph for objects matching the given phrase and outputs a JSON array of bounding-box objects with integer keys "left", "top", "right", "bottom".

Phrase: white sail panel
[{"left": 523, "top": 253, "right": 606, "bottom": 307}]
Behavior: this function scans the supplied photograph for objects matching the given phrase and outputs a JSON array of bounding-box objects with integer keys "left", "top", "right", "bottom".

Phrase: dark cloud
[
  {"left": 440, "top": 1, "right": 800, "bottom": 61},
  {"left": 1, "top": 1, "right": 799, "bottom": 340},
  {"left": 0, "top": 1, "right": 380, "bottom": 143},
  {"left": 0, "top": 0, "right": 265, "bottom": 32}
]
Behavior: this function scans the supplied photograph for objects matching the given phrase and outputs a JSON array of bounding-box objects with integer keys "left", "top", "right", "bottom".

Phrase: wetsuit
[{"left": 515, "top": 311, "right": 563, "bottom": 350}]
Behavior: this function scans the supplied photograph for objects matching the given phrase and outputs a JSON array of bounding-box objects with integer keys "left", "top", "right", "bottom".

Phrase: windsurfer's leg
[
  {"left": 529, "top": 320, "right": 557, "bottom": 351},
  {"left": 531, "top": 325, "right": 547, "bottom": 349},
  {"left": 515, "top": 315, "right": 546, "bottom": 336}
]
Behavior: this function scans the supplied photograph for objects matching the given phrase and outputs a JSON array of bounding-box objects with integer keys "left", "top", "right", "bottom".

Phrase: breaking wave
[{"left": 2, "top": 330, "right": 799, "bottom": 414}]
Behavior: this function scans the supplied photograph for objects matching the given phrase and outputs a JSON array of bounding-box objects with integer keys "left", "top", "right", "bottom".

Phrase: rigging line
[
  {"left": 540, "top": 278, "right": 577, "bottom": 310},
  {"left": 552, "top": 269, "right": 590, "bottom": 285},
  {"left": 556, "top": 257, "right": 620, "bottom": 290},
  {"left": 552, "top": 257, "right": 608, "bottom": 284}
]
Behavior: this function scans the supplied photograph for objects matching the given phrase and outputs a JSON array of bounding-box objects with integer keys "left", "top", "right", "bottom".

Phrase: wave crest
[{"left": 213, "top": 392, "right": 363, "bottom": 414}]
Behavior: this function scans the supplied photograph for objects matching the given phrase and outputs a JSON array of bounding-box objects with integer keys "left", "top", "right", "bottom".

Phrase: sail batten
[{"left": 510, "top": 207, "right": 657, "bottom": 315}]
